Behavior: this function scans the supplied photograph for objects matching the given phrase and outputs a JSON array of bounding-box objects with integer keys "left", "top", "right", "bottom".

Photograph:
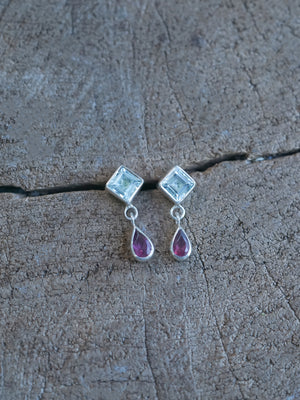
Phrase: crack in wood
[
  {"left": 0, "top": 148, "right": 299, "bottom": 197},
  {"left": 154, "top": 2, "right": 197, "bottom": 149},
  {"left": 0, "top": 0, "right": 13, "bottom": 24},
  {"left": 185, "top": 217, "right": 246, "bottom": 399},
  {"left": 236, "top": 212, "right": 300, "bottom": 324},
  {"left": 142, "top": 288, "right": 160, "bottom": 400}
]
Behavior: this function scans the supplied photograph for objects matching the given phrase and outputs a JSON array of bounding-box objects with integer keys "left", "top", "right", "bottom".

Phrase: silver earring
[
  {"left": 106, "top": 166, "right": 154, "bottom": 261},
  {"left": 158, "top": 166, "right": 195, "bottom": 261}
]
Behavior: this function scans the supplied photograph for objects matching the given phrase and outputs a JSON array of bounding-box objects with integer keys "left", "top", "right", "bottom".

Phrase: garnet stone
[
  {"left": 172, "top": 228, "right": 191, "bottom": 260},
  {"left": 132, "top": 228, "right": 154, "bottom": 260}
]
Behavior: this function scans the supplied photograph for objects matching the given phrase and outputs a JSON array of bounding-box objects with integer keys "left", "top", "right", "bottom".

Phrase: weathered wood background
[{"left": 0, "top": 0, "right": 299, "bottom": 399}]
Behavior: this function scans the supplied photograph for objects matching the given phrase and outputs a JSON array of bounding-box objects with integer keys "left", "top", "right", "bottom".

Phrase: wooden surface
[
  {"left": 0, "top": 0, "right": 299, "bottom": 399},
  {"left": 0, "top": 0, "right": 299, "bottom": 189}
]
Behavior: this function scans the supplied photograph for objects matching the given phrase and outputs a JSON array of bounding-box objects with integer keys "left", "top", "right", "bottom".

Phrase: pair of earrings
[{"left": 106, "top": 165, "right": 196, "bottom": 261}]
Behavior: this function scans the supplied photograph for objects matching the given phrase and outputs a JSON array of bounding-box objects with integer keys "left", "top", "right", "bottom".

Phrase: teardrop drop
[
  {"left": 131, "top": 227, "right": 154, "bottom": 261},
  {"left": 171, "top": 228, "right": 191, "bottom": 260}
]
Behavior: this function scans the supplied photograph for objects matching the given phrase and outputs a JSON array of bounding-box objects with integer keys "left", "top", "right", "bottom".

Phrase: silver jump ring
[
  {"left": 170, "top": 204, "right": 185, "bottom": 222},
  {"left": 124, "top": 204, "right": 138, "bottom": 221}
]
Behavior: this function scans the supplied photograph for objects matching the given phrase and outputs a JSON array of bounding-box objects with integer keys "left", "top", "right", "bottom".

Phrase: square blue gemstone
[
  {"left": 159, "top": 166, "right": 195, "bottom": 204},
  {"left": 106, "top": 166, "right": 144, "bottom": 204}
]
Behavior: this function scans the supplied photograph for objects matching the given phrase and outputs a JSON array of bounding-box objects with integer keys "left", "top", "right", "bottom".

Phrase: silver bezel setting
[
  {"left": 170, "top": 226, "right": 192, "bottom": 261},
  {"left": 131, "top": 226, "right": 154, "bottom": 262},
  {"left": 106, "top": 165, "right": 144, "bottom": 205},
  {"left": 158, "top": 166, "right": 196, "bottom": 204}
]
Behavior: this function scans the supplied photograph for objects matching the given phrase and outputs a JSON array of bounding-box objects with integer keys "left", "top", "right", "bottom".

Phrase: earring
[
  {"left": 158, "top": 166, "right": 196, "bottom": 261},
  {"left": 106, "top": 166, "right": 154, "bottom": 261}
]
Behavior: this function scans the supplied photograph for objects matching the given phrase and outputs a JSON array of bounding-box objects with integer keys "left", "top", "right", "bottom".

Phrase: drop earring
[
  {"left": 158, "top": 166, "right": 196, "bottom": 261},
  {"left": 106, "top": 166, "right": 154, "bottom": 261}
]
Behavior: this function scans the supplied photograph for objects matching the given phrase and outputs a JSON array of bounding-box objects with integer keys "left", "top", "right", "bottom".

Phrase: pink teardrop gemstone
[
  {"left": 132, "top": 228, "right": 153, "bottom": 259},
  {"left": 172, "top": 228, "right": 190, "bottom": 258}
]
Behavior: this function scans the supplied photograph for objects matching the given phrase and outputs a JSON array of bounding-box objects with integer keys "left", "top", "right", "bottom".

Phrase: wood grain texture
[
  {"left": 0, "top": 155, "right": 299, "bottom": 399},
  {"left": 0, "top": 0, "right": 300, "bottom": 399},
  {"left": 0, "top": 0, "right": 299, "bottom": 189}
]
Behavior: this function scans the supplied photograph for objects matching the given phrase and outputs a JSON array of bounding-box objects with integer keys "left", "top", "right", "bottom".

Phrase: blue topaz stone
[
  {"left": 159, "top": 166, "right": 195, "bottom": 204},
  {"left": 106, "top": 166, "right": 144, "bottom": 204}
]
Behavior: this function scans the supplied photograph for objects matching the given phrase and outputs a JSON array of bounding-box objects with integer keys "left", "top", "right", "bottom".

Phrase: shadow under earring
[
  {"left": 158, "top": 166, "right": 195, "bottom": 261},
  {"left": 106, "top": 166, "right": 154, "bottom": 262}
]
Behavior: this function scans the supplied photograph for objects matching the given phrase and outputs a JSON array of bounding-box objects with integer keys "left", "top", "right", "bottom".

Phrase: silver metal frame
[
  {"left": 158, "top": 165, "right": 196, "bottom": 205},
  {"left": 124, "top": 204, "right": 139, "bottom": 221},
  {"left": 106, "top": 166, "right": 154, "bottom": 262},
  {"left": 124, "top": 204, "right": 154, "bottom": 262},
  {"left": 158, "top": 166, "right": 195, "bottom": 261},
  {"left": 130, "top": 225, "right": 154, "bottom": 262},
  {"left": 170, "top": 226, "right": 192, "bottom": 261},
  {"left": 105, "top": 165, "right": 144, "bottom": 205},
  {"left": 170, "top": 204, "right": 185, "bottom": 221}
]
